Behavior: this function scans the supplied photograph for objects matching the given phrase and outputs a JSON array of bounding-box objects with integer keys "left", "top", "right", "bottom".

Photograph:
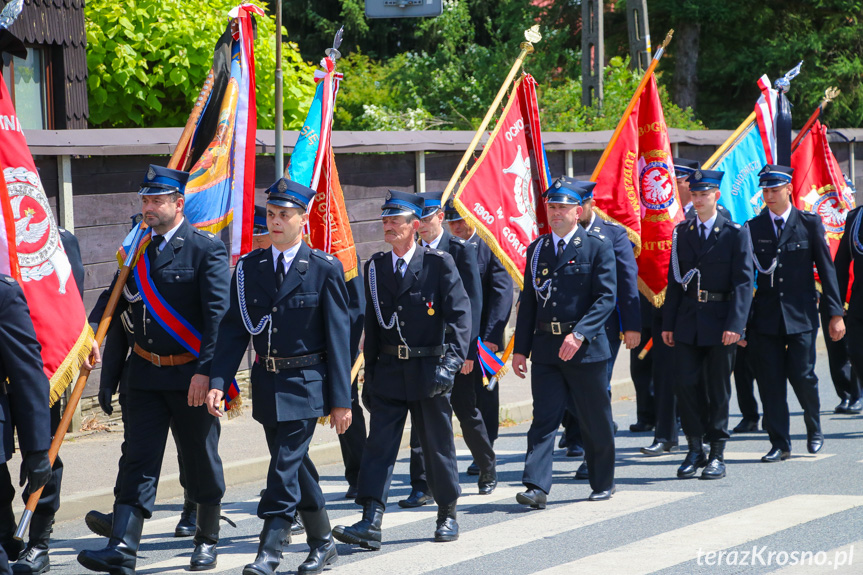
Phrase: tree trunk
[{"left": 672, "top": 20, "right": 701, "bottom": 112}]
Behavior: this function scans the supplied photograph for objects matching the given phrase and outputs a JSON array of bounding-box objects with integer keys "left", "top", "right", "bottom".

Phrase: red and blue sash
[{"left": 131, "top": 235, "right": 242, "bottom": 412}]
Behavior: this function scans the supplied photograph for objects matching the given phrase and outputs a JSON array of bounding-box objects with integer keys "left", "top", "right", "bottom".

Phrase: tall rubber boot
[
  {"left": 76, "top": 504, "right": 143, "bottom": 575},
  {"left": 298, "top": 509, "right": 338, "bottom": 574},
  {"left": 332, "top": 500, "right": 384, "bottom": 550},
  {"left": 242, "top": 517, "right": 291, "bottom": 575}
]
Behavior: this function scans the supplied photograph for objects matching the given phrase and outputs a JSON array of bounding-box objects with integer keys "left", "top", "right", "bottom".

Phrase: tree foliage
[{"left": 85, "top": 0, "right": 317, "bottom": 129}]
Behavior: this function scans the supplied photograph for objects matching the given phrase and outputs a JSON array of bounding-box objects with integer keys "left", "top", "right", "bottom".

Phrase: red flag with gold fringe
[{"left": 592, "top": 75, "right": 684, "bottom": 307}]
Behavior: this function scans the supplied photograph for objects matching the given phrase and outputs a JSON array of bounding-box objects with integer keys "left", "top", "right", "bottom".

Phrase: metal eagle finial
[
  {"left": 325, "top": 25, "right": 345, "bottom": 62},
  {"left": 0, "top": 0, "right": 24, "bottom": 31},
  {"left": 775, "top": 61, "right": 803, "bottom": 94}
]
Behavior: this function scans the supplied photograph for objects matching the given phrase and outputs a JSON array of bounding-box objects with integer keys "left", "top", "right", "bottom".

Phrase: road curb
[{"left": 41, "top": 378, "right": 636, "bottom": 524}]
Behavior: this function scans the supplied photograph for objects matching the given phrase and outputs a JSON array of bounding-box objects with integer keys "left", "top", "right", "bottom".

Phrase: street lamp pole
[{"left": 274, "top": 0, "right": 284, "bottom": 178}]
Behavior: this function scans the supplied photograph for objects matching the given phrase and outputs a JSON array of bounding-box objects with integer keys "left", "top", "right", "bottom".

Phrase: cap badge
[
  {"left": 147, "top": 167, "right": 156, "bottom": 181},
  {"left": 278, "top": 180, "right": 288, "bottom": 193},
  {"left": 554, "top": 180, "right": 562, "bottom": 189},
  {"left": 693, "top": 169, "right": 703, "bottom": 181}
]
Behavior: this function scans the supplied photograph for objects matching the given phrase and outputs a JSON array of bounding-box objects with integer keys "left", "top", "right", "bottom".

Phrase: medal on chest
[{"left": 427, "top": 301, "right": 435, "bottom": 316}]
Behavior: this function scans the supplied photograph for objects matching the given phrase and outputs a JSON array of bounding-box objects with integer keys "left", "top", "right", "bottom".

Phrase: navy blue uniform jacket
[
  {"left": 116, "top": 218, "right": 230, "bottom": 390},
  {"left": 592, "top": 217, "right": 640, "bottom": 336},
  {"left": 210, "top": 243, "right": 352, "bottom": 425},
  {"left": 435, "top": 230, "right": 481, "bottom": 358},
  {"left": 514, "top": 225, "right": 617, "bottom": 365},
  {"left": 0, "top": 277, "right": 51, "bottom": 463},
  {"left": 469, "top": 234, "right": 514, "bottom": 348},
  {"left": 746, "top": 207, "right": 843, "bottom": 335},
  {"left": 363, "top": 246, "right": 471, "bottom": 401},
  {"left": 662, "top": 212, "right": 754, "bottom": 345}
]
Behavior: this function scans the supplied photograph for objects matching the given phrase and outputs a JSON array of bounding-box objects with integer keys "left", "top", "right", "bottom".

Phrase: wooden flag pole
[
  {"left": 589, "top": 30, "right": 674, "bottom": 182},
  {"left": 14, "top": 59, "right": 220, "bottom": 541},
  {"left": 439, "top": 25, "right": 542, "bottom": 206}
]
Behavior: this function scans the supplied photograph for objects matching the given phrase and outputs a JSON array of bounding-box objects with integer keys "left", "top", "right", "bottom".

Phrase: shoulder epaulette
[
  {"left": 0, "top": 275, "right": 16, "bottom": 285},
  {"left": 239, "top": 247, "right": 265, "bottom": 261},
  {"left": 193, "top": 228, "right": 218, "bottom": 241},
  {"left": 587, "top": 228, "right": 607, "bottom": 241},
  {"left": 310, "top": 249, "right": 337, "bottom": 264},
  {"left": 723, "top": 219, "right": 742, "bottom": 229},
  {"left": 426, "top": 248, "right": 447, "bottom": 258}
]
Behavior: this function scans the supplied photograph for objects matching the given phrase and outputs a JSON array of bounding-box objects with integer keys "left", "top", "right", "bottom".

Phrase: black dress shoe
[
  {"left": 345, "top": 484, "right": 358, "bottom": 499},
  {"left": 629, "top": 421, "right": 655, "bottom": 433},
  {"left": 677, "top": 437, "right": 709, "bottom": 479},
  {"left": 761, "top": 448, "right": 791, "bottom": 462},
  {"left": 175, "top": 499, "right": 197, "bottom": 538},
  {"left": 477, "top": 468, "right": 497, "bottom": 495},
  {"left": 398, "top": 489, "right": 433, "bottom": 508},
  {"left": 588, "top": 485, "right": 616, "bottom": 501},
  {"left": 732, "top": 419, "right": 759, "bottom": 434},
  {"left": 835, "top": 398, "right": 851, "bottom": 413},
  {"left": 12, "top": 545, "right": 50, "bottom": 575},
  {"left": 291, "top": 513, "right": 305, "bottom": 535},
  {"left": 466, "top": 461, "right": 480, "bottom": 476},
  {"left": 84, "top": 510, "right": 113, "bottom": 538},
  {"left": 557, "top": 436, "right": 567, "bottom": 449},
  {"left": 433, "top": 503, "right": 459, "bottom": 542},
  {"left": 566, "top": 445, "right": 585, "bottom": 458},
  {"left": 700, "top": 442, "right": 726, "bottom": 480},
  {"left": 574, "top": 461, "right": 589, "bottom": 480},
  {"left": 847, "top": 399, "right": 863, "bottom": 414},
  {"left": 516, "top": 489, "right": 547, "bottom": 509},
  {"left": 807, "top": 435, "right": 824, "bottom": 454},
  {"left": 640, "top": 441, "right": 679, "bottom": 456}
]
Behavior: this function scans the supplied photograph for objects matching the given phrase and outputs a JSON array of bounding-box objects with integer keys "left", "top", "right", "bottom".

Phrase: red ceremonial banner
[
  {"left": 592, "top": 75, "right": 683, "bottom": 307},
  {"left": 307, "top": 147, "right": 358, "bottom": 281},
  {"left": 0, "top": 71, "right": 92, "bottom": 403},
  {"left": 792, "top": 119, "right": 856, "bottom": 293},
  {"left": 453, "top": 74, "right": 550, "bottom": 288}
]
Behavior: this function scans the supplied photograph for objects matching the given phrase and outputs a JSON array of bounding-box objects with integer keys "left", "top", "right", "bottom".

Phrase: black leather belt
[
  {"left": 538, "top": 321, "right": 577, "bottom": 335},
  {"left": 381, "top": 344, "right": 445, "bottom": 360},
  {"left": 256, "top": 352, "right": 326, "bottom": 372},
  {"left": 686, "top": 290, "right": 732, "bottom": 303}
]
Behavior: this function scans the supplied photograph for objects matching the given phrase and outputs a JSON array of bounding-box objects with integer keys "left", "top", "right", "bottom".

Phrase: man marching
[
  {"left": 746, "top": 165, "right": 845, "bottom": 462},
  {"left": 77, "top": 165, "right": 230, "bottom": 574},
  {"left": 207, "top": 178, "right": 352, "bottom": 575},
  {"left": 512, "top": 178, "right": 617, "bottom": 506},
  {"left": 662, "top": 169, "right": 754, "bottom": 480},
  {"left": 333, "top": 191, "right": 470, "bottom": 548}
]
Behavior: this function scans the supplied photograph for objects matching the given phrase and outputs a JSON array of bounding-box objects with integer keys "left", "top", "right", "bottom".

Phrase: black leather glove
[
  {"left": 20, "top": 450, "right": 52, "bottom": 494},
  {"left": 98, "top": 387, "right": 114, "bottom": 416},
  {"left": 432, "top": 355, "right": 461, "bottom": 396}
]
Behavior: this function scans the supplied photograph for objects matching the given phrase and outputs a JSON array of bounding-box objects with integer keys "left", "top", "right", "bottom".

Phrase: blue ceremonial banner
[
  {"left": 288, "top": 79, "right": 325, "bottom": 188},
  {"left": 715, "top": 123, "right": 769, "bottom": 223}
]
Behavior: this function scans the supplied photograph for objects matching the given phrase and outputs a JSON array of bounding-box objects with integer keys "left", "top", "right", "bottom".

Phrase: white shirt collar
[
  {"left": 552, "top": 226, "right": 579, "bottom": 255},
  {"left": 696, "top": 211, "right": 718, "bottom": 232},
  {"left": 771, "top": 204, "right": 792, "bottom": 224},
  {"left": 272, "top": 241, "right": 302, "bottom": 273},
  {"left": 152, "top": 218, "right": 184, "bottom": 251},
  {"left": 392, "top": 242, "right": 417, "bottom": 272},
  {"left": 423, "top": 229, "right": 445, "bottom": 250}
]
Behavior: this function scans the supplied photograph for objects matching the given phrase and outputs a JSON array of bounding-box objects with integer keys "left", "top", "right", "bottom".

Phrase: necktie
[
  {"left": 148, "top": 235, "right": 164, "bottom": 264},
  {"left": 275, "top": 252, "right": 285, "bottom": 288},
  {"left": 395, "top": 257, "right": 406, "bottom": 288},
  {"left": 700, "top": 223, "right": 708, "bottom": 244},
  {"left": 775, "top": 216, "right": 784, "bottom": 239},
  {"left": 557, "top": 239, "right": 566, "bottom": 262}
]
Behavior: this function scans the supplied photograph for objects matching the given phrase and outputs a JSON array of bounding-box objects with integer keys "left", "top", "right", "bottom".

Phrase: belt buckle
[
  {"left": 266, "top": 356, "right": 278, "bottom": 372},
  {"left": 151, "top": 352, "right": 161, "bottom": 368},
  {"left": 551, "top": 322, "right": 562, "bottom": 335},
  {"left": 397, "top": 345, "right": 409, "bottom": 360},
  {"left": 698, "top": 290, "right": 708, "bottom": 303}
]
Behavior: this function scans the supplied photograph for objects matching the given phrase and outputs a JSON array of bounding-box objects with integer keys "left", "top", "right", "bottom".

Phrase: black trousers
[
  {"left": 562, "top": 334, "right": 622, "bottom": 448},
  {"left": 651, "top": 305, "right": 679, "bottom": 443},
  {"left": 357, "top": 393, "right": 460, "bottom": 507},
  {"left": 733, "top": 343, "right": 759, "bottom": 422},
  {"left": 117, "top": 388, "right": 224, "bottom": 518},
  {"left": 337, "top": 380, "right": 366, "bottom": 488},
  {"left": 751, "top": 329, "right": 821, "bottom": 452},
  {"left": 823, "top": 310, "right": 861, "bottom": 402},
  {"left": 19, "top": 403, "right": 64, "bottom": 521},
  {"left": 475, "top": 366, "right": 500, "bottom": 443},
  {"left": 259, "top": 418, "right": 325, "bottom": 520},
  {"left": 843, "top": 316, "right": 863, "bottom": 403},
  {"left": 629, "top": 297, "right": 657, "bottom": 426},
  {"left": 523, "top": 361, "right": 615, "bottom": 494},
  {"left": 409, "top": 369, "right": 495, "bottom": 490},
  {"left": 674, "top": 342, "right": 735, "bottom": 442},
  {"left": 112, "top": 393, "right": 188, "bottom": 500}
]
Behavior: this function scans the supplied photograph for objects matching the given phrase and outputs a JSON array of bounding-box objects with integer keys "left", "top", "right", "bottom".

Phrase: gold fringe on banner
[
  {"left": 454, "top": 199, "right": 525, "bottom": 290},
  {"left": 226, "top": 395, "right": 243, "bottom": 419},
  {"left": 638, "top": 276, "right": 667, "bottom": 309},
  {"left": 49, "top": 321, "right": 94, "bottom": 407},
  {"left": 591, "top": 206, "right": 642, "bottom": 257}
]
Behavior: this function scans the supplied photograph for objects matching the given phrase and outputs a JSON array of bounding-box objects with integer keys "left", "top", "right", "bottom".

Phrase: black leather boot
[
  {"left": 12, "top": 512, "right": 53, "bottom": 574},
  {"left": 175, "top": 496, "right": 197, "bottom": 537},
  {"left": 433, "top": 502, "right": 459, "bottom": 542},
  {"left": 677, "top": 436, "right": 709, "bottom": 479},
  {"left": 0, "top": 504, "right": 24, "bottom": 562},
  {"left": 332, "top": 500, "right": 384, "bottom": 550},
  {"left": 701, "top": 441, "right": 727, "bottom": 480},
  {"left": 242, "top": 517, "right": 291, "bottom": 575},
  {"left": 77, "top": 504, "right": 143, "bottom": 575},
  {"left": 190, "top": 504, "right": 220, "bottom": 571},
  {"left": 298, "top": 509, "right": 338, "bottom": 574},
  {"left": 84, "top": 510, "right": 113, "bottom": 538},
  {"left": 477, "top": 464, "right": 497, "bottom": 495},
  {"left": 292, "top": 511, "right": 306, "bottom": 536}
]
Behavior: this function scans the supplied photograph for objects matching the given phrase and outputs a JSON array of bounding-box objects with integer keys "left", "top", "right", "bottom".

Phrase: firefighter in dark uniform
[
  {"left": 333, "top": 191, "right": 470, "bottom": 548},
  {"left": 400, "top": 191, "right": 496, "bottom": 507},
  {"left": 746, "top": 164, "right": 845, "bottom": 462},
  {"left": 662, "top": 169, "right": 754, "bottom": 479},
  {"left": 0, "top": 277, "right": 54, "bottom": 575},
  {"left": 207, "top": 179, "right": 352, "bottom": 575},
  {"left": 9, "top": 229, "right": 86, "bottom": 575},
  {"left": 512, "top": 178, "right": 617, "bottom": 507},
  {"left": 832, "top": 201, "right": 863, "bottom": 418},
  {"left": 445, "top": 200, "right": 514, "bottom": 474},
  {"left": 77, "top": 165, "right": 230, "bottom": 574}
]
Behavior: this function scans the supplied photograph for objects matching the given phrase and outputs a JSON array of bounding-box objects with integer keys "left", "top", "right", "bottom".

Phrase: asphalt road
[{"left": 35, "top": 351, "right": 863, "bottom": 575}]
